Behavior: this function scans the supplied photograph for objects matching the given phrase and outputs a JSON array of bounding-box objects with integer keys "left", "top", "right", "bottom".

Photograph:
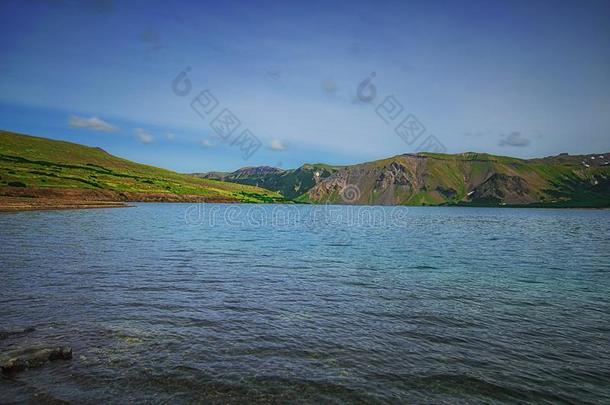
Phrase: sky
[{"left": 1, "top": 0, "right": 609, "bottom": 173}]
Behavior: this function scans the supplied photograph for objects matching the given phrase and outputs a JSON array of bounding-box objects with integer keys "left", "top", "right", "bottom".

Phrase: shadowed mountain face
[
  {"left": 193, "top": 164, "right": 342, "bottom": 200},
  {"left": 196, "top": 152, "right": 610, "bottom": 207}
]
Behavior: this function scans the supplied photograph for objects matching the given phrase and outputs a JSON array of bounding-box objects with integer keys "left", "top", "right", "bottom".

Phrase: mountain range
[
  {"left": 1, "top": 129, "right": 609, "bottom": 209},
  {"left": 194, "top": 152, "right": 610, "bottom": 208}
]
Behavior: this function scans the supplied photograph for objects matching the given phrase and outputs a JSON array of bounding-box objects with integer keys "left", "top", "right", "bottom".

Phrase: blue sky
[{"left": 1, "top": 0, "right": 609, "bottom": 173}]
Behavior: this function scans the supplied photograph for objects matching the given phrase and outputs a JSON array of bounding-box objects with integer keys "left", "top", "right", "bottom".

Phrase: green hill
[{"left": 0, "top": 130, "right": 285, "bottom": 204}]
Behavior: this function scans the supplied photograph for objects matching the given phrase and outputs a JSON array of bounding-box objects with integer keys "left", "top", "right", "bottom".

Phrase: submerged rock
[
  {"left": 1, "top": 346, "right": 72, "bottom": 373},
  {"left": 0, "top": 326, "right": 35, "bottom": 340}
]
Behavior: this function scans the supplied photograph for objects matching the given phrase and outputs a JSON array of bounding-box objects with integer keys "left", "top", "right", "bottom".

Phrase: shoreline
[
  {"left": 2, "top": 197, "right": 608, "bottom": 213},
  {"left": 0, "top": 186, "right": 242, "bottom": 212},
  {"left": 0, "top": 196, "right": 129, "bottom": 212},
  {"left": 1, "top": 187, "right": 607, "bottom": 213}
]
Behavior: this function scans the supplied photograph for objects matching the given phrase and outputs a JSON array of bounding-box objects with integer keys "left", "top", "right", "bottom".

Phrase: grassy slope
[
  {"left": 425, "top": 152, "right": 610, "bottom": 207},
  {"left": 299, "top": 152, "right": 610, "bottom": 207},
  {"left": 0, "top": 130, "right": 284, "bottom": 203}
]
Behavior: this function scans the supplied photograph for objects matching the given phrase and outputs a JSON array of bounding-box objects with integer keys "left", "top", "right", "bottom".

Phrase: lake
[{"left": 1, "top": 204, "right": 609, "bottom": 403}]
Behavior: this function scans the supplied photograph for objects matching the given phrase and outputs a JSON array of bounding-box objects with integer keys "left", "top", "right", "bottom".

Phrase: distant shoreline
[
  {"left": 0, "top": 186, "right": 241, "bottom": 212},
  {"left": 1, "top": 194, "right": 608, "bottom": 213},
  {"left": 0, "top": 196, "right": 128, "bottom": 212}
]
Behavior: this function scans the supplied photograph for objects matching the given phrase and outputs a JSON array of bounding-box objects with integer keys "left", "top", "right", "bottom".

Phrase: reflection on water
[{"left": 1, "top": 204, "right": 609, "bottom": 403}]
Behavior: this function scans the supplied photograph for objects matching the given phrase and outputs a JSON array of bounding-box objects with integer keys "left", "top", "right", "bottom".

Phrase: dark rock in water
[
  {"left": 1, "top": 346, "right": 72, "bottom": 373},
  {"left": 0, "top": 326, "right": 36, "bottom": 340}
]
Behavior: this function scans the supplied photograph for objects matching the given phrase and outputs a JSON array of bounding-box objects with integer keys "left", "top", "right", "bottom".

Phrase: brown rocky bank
[{"left": 0, "top": 187, "right": 238, "bottom": 212}]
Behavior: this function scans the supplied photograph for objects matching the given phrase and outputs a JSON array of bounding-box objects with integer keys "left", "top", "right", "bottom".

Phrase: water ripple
[{"left": 1, "top": 204, "right": 609, "bottom": 403}]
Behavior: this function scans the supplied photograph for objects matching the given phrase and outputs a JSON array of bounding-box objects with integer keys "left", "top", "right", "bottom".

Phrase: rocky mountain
[
  {"left": 196, "top": 152, "right": 610, "bottom": 207},
  {"left": 193, "top": 163, "right": 342, "bottom": 200},
  {"left": 302, "top": 152, "right": 610, "bottom": 207}
]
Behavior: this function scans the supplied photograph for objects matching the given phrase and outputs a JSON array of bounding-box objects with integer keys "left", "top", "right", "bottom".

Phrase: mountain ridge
[
  {"left": 194, "top": 151, "right": 610, "bottom": 208},
  {"left": 2, "top": 129, "right": 608, "bottom": 209},
  {"left": 193, "top": 163, "right": 344, "bottom": 200}
]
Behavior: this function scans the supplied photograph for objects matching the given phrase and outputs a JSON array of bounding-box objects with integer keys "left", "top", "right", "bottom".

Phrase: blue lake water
[{"left": 1, "top": 203, "right": 609, "bottom": 403}]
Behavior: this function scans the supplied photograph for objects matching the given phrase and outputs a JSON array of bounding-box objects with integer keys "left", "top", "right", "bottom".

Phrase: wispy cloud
[
  {"left": 68, "top": 115, "right": 117, "bottom": 132},
  {"left": 135, "top": 128, "right": 154, "bottom": 144},
  {"left": 463, "top": 130, "right": 490, "bottom": 137},
  {"left": 200, "top": 139, "right": 214, "bottom": 148},
  {"left": 265, "top": 70, "right": 282, "bottom": 81},
  {"left": 86, "top": 0, "right": 115, "bottom": 14},
  {"left": 138, "top": 27, "right": 162, "bottom": 51},
  {"left": 165, "top": 132, "right": 176, "bottom": 141},
  {"left": 269, "top": 139, "right": 287, "bottom": 151},
  {"left": 499, "top": 131, "right": 531, "bottom": 147},
  {"left": 138, "top": 28, "right": 160, "bottom": 45},
  {"left": 322, "top": 79, "right": 338, "bottom": 95}
]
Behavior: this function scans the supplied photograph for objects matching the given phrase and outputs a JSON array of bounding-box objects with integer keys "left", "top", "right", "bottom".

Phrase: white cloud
[
  {"left": 269, "top": 139, "right": 287, "bottom": 151},
  {"left": 166, "top": 132, "right": 176, "bottom": 140},
  {"left": 200, "top": 139, "right": 214, "bottom": 148},
  {"left": 135, "top": 128, "right": 154, "bottom": 144},
  {"left": 68, "top": 115, "right": 117, "bottom": 132}
]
